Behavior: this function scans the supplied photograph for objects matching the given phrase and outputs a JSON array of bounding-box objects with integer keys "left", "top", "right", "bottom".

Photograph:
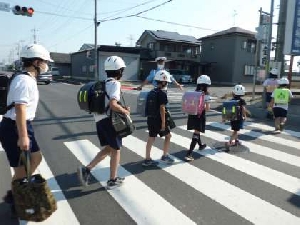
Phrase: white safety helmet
[
  {"left": 154, "top": 70, "right": 172, "bottom": 82},
  {"left": 197, "top": 75, "right": 211, "bottom": 85},
  {"left": 155, "top": 57, "right": 167, "bottom": 62},
  {"left": 277, "top": 77, "right": 289, "bottom": 85},
  {"left": 21, "top": 44, "right": 53, "bottom": 62},
  {"left": 104, "top": 56, "right": 126, "bottom": 71},
  {"left": 270, "top": 68, "right": 279, "bottom": 76},
  {"left": 233, "top": 84, "right": 246, "bottom": 95}
]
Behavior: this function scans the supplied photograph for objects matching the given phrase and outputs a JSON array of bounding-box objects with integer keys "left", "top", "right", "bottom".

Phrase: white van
[{"left": 50, "top": 67, "right": 60, "bottom": 76}]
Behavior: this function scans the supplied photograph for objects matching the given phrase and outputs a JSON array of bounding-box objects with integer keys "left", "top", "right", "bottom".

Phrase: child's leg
[
  {"left": 230, "top": 131, "right": 238, "bottom": 144},
  {"left": 146, "top": 137, "right": 155, "bottom": 160},
  {"left": 162, "top": 133, "right": 171, "bottom": 156},
  {"left": 274, "top": 117, "right": 280, "bottom": 130},
  {"left": 187, "top": 131, "right": 200, "bottom": 155}
]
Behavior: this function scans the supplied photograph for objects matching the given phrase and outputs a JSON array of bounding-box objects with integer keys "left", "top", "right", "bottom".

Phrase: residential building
[
  {"left": 71, "top": 45, "right": 141, "bottom": 81},
  {"left": 49, "top": 52, "right": 71, "bottom": 76},
  {"left": 136, "top": 30, "right": 203, "bottom": 81},
  {"left": 199, "top": 27, "right": 257, "bottom": 84}
]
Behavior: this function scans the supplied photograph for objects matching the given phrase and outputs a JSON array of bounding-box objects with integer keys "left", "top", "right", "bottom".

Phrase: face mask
[
  {"left": 157, "top": 64, "right": 164, "bottom": 70},
  {"left": 40, "top": 63, "right": 49, "bottom": 74}
]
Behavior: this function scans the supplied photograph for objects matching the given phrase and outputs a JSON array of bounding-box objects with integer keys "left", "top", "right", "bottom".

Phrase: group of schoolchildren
[{"left": 0, "top": 45, "right": 294, "bottom": 218}]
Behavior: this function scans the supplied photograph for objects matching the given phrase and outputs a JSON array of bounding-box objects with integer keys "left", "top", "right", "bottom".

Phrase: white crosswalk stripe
[
  {"left": 4, "top": 109, "right": 299, "bottom": 224},
  {"left": 60, "top": 119, "right": 300, "bottom": 224}
]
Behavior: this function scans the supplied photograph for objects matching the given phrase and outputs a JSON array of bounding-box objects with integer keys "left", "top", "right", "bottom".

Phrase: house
[
  {"left": 71, "top": 45, "right": 141, "bottom": 81},
  {"left": 136, "top": 30, "right": 203, "bottom": 81},
  {"left": 49, "top": 52, "right": 71, "bottom": 76},
  {"left": 199, "top": 27, "right": 257, "bottom": 84}
]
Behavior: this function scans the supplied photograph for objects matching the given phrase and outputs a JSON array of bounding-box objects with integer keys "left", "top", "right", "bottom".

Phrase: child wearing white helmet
[
  {"left": 78, "top": 56, "right": 130, "bottom": 189},
  {"left": 225, "top": 84, "right": 247, "bottom": 151},
  {"left": 269, "top": 77, "right": 293, "bottom": 133},
  {"left": 0, "top": 44, "right": 53, "bottom": 214},
  {"left": 185, "top": 75, "right": 211, "bottom": 161},
  {"left": 263, "top": 68, "right": 279, "bottom": 119},
  {"left": 142, "top": 70, "right": 175, "bottom": 166},
  {"left": 136, "top": 56, "right": 183, "bottom": 91}
]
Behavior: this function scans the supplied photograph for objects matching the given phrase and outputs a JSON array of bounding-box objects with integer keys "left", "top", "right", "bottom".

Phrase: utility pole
[
  {"left": 31, "top": 28, "right": 38, "bottom": 44},
  {"left": 275, "top": 0, "right": 287, "bottom": 77},
  {"left": 266, "top": 0, "right": 275, "bottom": 72},
  {"left": 94, "top": 0, "right": 98, "bottom": 81}
]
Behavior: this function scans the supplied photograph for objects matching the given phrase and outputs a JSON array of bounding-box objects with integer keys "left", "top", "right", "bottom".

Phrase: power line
[
  {"left": 135, "top": 15, "right": 220, "bottom": 32},
  {"left": 100, "top": 0, "right": 173, "bottom": 22},
  {"left": 35, "top": 10, "right": 92, "bottom": 21}
]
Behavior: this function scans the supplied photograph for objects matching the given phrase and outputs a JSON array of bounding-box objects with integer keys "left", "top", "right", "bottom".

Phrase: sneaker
[
  {"left": 107, "top": 177, "right": 125, "bottom": 190},
  {"left": 199, "top": 144, "right": 207, "bottom": 150},
  {"left": 161, "top": 154, "right": 175, "bottom": 164},
  {"left": 184, "top": 154, "right": 194, "bottom": 161},
  {"left": 142, "top": 159, "right": 159, "bottom": 167},
  {"left": 224, "top": 142, "right": 231, "bottom": 152},
  {"left": 234, "top": 140, "right": 242, "bottom": 146},
  {"left": 2, "top": 190, "right": 13, "bottom": 204},
  {"left": 77, "top": 166, "right": 91, "bottom": 186}
]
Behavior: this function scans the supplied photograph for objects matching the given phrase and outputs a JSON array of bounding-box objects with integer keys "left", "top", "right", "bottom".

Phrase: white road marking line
[
  {"left": 123, "top": 135, "right": 300, "bottom": 225},
  {"left": 64, "top": 140, "right": 196, "bottom": 225},
  {"left": 180, "top": 125, "right": 300, "bottom": 168},
  {"left": 170, "top": 131, "right": 300, "bottom": 196}
]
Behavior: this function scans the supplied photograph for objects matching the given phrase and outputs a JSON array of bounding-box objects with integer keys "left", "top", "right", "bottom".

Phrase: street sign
[
  {"left": 0, "top": 2, "right": 10, "bottom": 12},
  {"left": 284, "top": 0, "right": 300, "bottom": 55}
]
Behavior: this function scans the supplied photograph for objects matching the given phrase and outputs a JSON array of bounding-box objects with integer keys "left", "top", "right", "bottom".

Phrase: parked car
[
  {"left": 38, "top": 72, "right": 52, "bottom": 85},
  {"left": 50, "top": 67, "right": 60, "bottom": 76},
  {"left": 168, "top": 69, "right": 193, "bottom": 83}
]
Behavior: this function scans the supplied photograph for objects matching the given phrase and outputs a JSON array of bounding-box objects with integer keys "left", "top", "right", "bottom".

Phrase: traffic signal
[{"left": 12, "top": 5, "right": 34, "bottom": 17}]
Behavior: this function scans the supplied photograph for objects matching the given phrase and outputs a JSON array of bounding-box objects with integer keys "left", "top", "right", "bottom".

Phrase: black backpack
[
  {"left": 77, "top": 80, "right": 109, "bottom": 114},
  {"left": 146, "top": 88, "right": 159, "bottom": 117},
  {"left": 0, "top": 72, "right": 29, "bottom": 115}
]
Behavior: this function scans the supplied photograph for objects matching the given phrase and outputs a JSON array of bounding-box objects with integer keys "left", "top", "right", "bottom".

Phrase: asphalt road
[{"left": 0, "top": 82, "right": 299, "bottom": 225}]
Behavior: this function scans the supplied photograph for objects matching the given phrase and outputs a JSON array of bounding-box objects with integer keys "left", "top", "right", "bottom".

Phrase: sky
[{"left": 0, "top": 0, "right": 280, "bottom": 65}]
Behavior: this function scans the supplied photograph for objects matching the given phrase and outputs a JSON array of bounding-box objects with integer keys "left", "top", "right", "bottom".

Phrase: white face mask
[
  {"left": 40, "top": 63, "right": 49, "bottom": 74},
  {"left": 157, "top": 64, "right": 164, "bottom": 70}
]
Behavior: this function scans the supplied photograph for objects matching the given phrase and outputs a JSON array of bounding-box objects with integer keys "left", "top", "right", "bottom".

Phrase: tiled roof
[
  {"left": 200, "top": 27, "right": 255, "bottom": 40},
  {"left": 143, "top": 30, "right": 200, "bottom": 44}
]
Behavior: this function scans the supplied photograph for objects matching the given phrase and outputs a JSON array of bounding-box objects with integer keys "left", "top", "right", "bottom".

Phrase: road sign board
[{"left": 0, "top": 2, "right": 10, "bottom": 12}]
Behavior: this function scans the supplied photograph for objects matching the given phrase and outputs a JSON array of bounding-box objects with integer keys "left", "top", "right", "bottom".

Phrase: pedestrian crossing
[{"left": 3, "top": 116, "right": 300, "bottom": 224}]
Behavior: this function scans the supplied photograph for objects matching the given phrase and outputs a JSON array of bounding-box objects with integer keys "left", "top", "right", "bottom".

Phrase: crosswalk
[{"left": 9, "top": 116, "right": 299, "bottom": 224}]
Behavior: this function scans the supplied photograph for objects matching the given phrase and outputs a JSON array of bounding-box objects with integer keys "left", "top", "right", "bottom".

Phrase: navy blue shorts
[
  {"left": 0, "top": 117, "right": 40, "bottom": 167},
  {"left": 230, "top": 119, "right": 244, "bottom": 131},
  {"left": 273, "top": 107, "right": 287, "bottom": 118},
  {"left": 96, "top": 117, "right": 122, "bottom": 150}
]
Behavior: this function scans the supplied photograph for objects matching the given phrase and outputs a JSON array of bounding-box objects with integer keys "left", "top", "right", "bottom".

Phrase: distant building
[
  {"left": 71, "top": 45, "right": 141, "bottom": 81},
  {"left": 199, "top": 27, "right": 256, "bottom": 84},
  {"left": 137, "top": 30, "right": 206, "bottom": 81},
  {"left": 50, "top": 52, "right": 71, "bottom": 76}
]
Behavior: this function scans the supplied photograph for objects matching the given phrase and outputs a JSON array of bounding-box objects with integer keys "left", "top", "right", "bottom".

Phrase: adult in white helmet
[
  {"left": 269, "top": 77, "right": 293, "bottom": 133},
  {"left": 185, "top": 74, "right": 211, "bottom": 161},
  {"left": 136, "top": 56, "right": 183, "bottom": 91},
  {"left": 142, "top": 69, "right": 175, "bottom": 166},
  {"left": 0, "top": 44, "right": 53, "bottom": 211},
  {"left": 78, "top": 56, "right": 130, "bottom": 189},
  {"left": 263, "top": 68, "right": 279, "bottom": 119},
  {"left": 224, "top": 84, "right": 248, "bottom": 151}
]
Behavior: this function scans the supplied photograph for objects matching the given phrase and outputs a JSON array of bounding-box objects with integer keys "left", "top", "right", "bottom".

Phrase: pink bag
[{"left": 182, "top": 91, "right": 205, "bottom": 115}]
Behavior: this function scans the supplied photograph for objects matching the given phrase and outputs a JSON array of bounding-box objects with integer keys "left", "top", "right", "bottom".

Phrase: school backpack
[
  {"left": 146, "top": 88, "right": 160, "bottom": 117},
  {"left": 182, "top": 91, "right": 205, "bottom": 115},
  {"left": 77, "top": 80, "right": 109, "bottom": 114},
  {"left": 222, "top": 100, "right": 241, "bottom": 121},
  {"left": 0, "top": 72, "right": 29, "bottom": 115}
]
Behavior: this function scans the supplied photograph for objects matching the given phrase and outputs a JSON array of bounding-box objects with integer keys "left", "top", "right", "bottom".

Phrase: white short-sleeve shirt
[
  {"left": 4, "top": 73, "right": 39, "bottom": 121},
  {"left": 94, "top": 78, "right": 121, "bottom": 122}
]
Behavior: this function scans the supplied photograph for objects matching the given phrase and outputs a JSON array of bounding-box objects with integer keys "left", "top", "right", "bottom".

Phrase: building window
[
  {"left": 244, "top": 65, "right": 255, "bottom": 76},
  {"left": 242, "top": 40, "right": 256, "bottom": 53},
  {"left": 82, "top": 66, "right": 86, "bottom": 72},
  {"left": 210, "top": 43, "right": 215, "bottom": 50},
  {"left": 89, "top": 65, "right": 94, "bottom": 72},
  {"left": 147, "top": 42, "right": 155, "bottom": 50}
]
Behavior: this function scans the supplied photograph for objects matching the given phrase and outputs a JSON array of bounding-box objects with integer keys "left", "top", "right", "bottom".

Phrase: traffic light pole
[
  {"left": 266, "top": 0, "right": 275, "bottom": 72},
  {"left": 94, "top": 0, "right": 98, "bottom": 81}
]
